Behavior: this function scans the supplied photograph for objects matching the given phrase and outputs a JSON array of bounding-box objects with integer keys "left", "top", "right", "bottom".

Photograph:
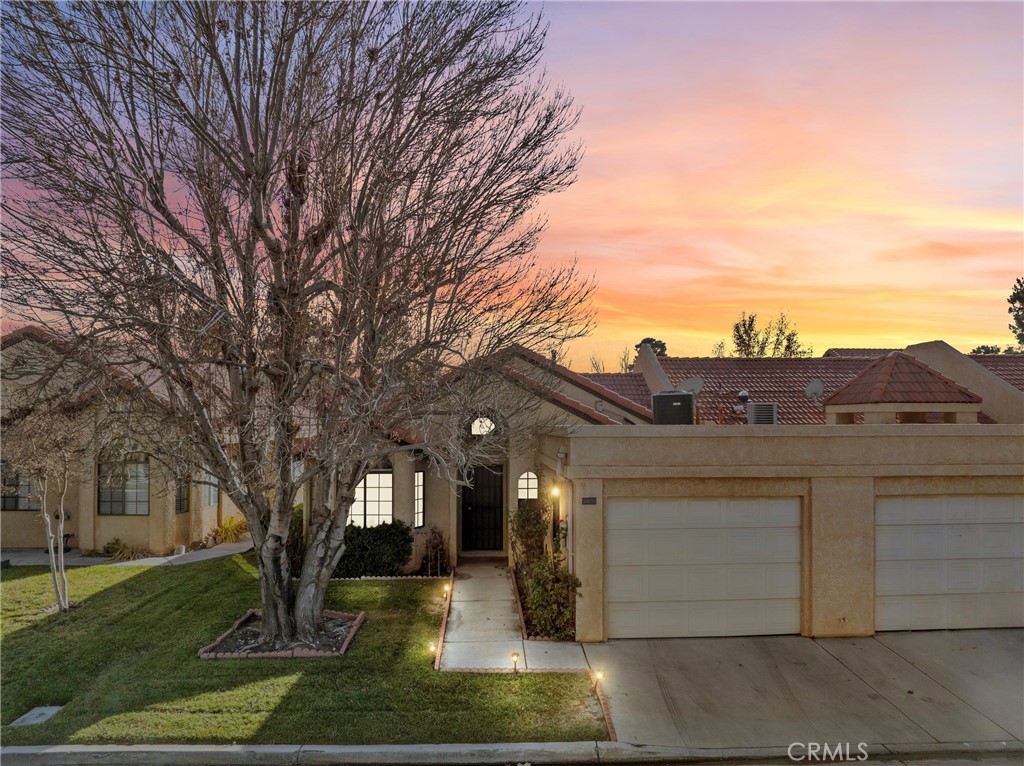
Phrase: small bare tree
[
  {"left": 3, "top": 1, "right": 593, "bottom": 645},
  {"left": 616, "top": 346, "right": 633, "bottom": 373},
  {"left": 588, "top": 354, "right": 605, "bottom": 374}
]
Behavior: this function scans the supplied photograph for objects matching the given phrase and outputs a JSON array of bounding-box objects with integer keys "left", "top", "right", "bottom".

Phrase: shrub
[
  {"left": 102, "top": 537, "right": 152, "bottom": 562},
  {"left": 510, "top": 497, "right": 548, "bottom": 569},
  {"left": 419, "top": 525, "right": 451, "bottom": 576},
  {"left": 334, "top": 520, "right": 413, "bottom": 578},
  {"left": 521, "top": 555, "right": 580, "bottom": 640},
  {"left": 286, "top": 503, "right": 305, "bottom": 573},
  {"left": 208, "top": 515, "right": 248, "bottom": 545}
]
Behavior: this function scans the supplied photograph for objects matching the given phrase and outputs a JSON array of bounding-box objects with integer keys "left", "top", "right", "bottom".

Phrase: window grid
[
  {"left": 1, "top": 462, "right": 41, "bottom": 511},
  {"left": 175, "top": 481, "right": 190, "bottom": 514},
  {"left": 517, "top": 471, "right": 539, "bottom": 501},
  {"left": 414, "top": 471, "right": 425, "bottom": 528},
  {"left": 98, "top": 456, "right": 150, "bottom": 516},
  {"left": 350, "top": 472, "right": 393, "bottom": 528}
]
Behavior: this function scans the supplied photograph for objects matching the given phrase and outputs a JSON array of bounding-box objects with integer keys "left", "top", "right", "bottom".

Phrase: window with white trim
[
  {"left": 1, "top": 461, "right": 41, "bottom": 511},
  {"left": 517, "top": 471, "right": 538, "bottom": 501},
  {"left": 350, "top": 472, "right": 393, "bottom": 527},
  {"left": 414, "top": 471, "right": 425, "bottom": 528}
]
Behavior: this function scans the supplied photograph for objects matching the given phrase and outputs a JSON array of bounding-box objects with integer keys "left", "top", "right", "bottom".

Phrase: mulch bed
[{"left": 198, "top": 608, "right": 365, "bottom": 659}]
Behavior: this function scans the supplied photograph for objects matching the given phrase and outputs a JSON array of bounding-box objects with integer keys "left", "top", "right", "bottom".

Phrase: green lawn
[{"left": 1, "top": 555, "right": 607, "bottom": 745}]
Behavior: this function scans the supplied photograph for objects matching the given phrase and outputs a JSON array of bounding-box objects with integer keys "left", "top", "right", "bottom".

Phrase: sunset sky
[{"left": 531, "top": 1, "right": 1023, "bottom": 367}]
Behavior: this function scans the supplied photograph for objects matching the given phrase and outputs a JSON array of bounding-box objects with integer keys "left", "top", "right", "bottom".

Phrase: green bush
[
  {"left": 286, "top": 504, "right": 305, "bottom": 573},
  {"left": 510, "top": 497, "right": 548, "bottom": 569},
  {"left": 333, "top": 520, "right": 414, "bottom": 578},
  {"left": 521, "top": 556, "right": 580, "bottom": 640}
]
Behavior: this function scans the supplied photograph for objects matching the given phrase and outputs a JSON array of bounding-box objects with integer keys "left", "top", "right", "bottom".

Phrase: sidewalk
[
  {"left": 1, "top": 538, "right": 253, "bottom": 568},
  {"left": 438, "top": 558, "right": 589, "bottom": 671}
]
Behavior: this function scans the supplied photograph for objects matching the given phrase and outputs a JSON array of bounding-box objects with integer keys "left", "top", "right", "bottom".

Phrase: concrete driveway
[{"left": 583, "top": 629, "right": 1023, "bottom": 749}]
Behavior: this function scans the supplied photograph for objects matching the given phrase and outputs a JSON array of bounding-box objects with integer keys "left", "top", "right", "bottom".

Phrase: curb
[{"left": 3, "top": 739, "right": 1020, "bottom": 766}]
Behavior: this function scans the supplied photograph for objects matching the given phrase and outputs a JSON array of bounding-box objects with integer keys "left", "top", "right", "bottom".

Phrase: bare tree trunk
[
  {"left": 38, "top": 478, "right": 65, "bottom": 611},
  {"left": 56, "top": 478, "right": 69, "bottom": 610},
  {"left": 257, "top": 537, "right": 295, "bottom": 645}
]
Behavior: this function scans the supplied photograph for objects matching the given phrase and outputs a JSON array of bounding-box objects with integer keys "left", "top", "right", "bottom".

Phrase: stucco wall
[{"left": 555, "top": 424, "right": 1024, "bottom": 641}]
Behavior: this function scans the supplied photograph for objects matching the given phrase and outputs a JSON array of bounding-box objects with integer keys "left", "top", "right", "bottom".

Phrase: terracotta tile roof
[
  {"left": 823, "top": 352, "right": 981, "bottom": 406},
  {"left": 656, "top": 356, "right": 876, "bottom": 425},
  {"left": 822, "top": 348, "right": 898, "bottom": 358},
  {"left": 500, "top": 367, "right": 618, "bottom": 425},
  {"left": 970, "top": 355, "right": 1024, "bottom": 392},
  {"left": 579, "top": 373, "right": 653, "bottom": 414},
  {"left": 510, "top": 347, "right": 653, "bottom": 422}
]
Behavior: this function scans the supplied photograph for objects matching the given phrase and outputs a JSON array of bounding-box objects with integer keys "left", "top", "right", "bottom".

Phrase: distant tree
[
  {"left": 589, "top": 355, "right": 606, "bottom": 373},
  {"left": 730, "top": 312, "right": 811, "bottom": 358},
  {"left": 1010, "top": 278, "right": 1024, "bottom": 346},
  {"left": 616, "top": 346, "right": 633, "bottom": 373},
  {"left": 971, "top": 344, "right": 1024, "bottom": 355},
  {"left": 635, "top": 338, "right": 667, "bottom": 357},
  {"left": 710, "top": 340, "right": 726, "bottom": 358}
]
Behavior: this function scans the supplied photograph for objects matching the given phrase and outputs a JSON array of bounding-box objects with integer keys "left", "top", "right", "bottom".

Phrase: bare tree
[
  {"left": 616, "top": 346, "right": 633, "bottom": 373},
  {"left": 2, "top": 1, "right": 593, "bottom": 646},
  {"left": 588, "top": 354, "right": 605, "bottom": 374}
]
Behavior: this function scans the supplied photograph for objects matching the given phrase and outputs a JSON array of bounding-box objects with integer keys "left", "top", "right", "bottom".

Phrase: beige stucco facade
[{"left": 545, "top": 424, "right": 1024, "bottom": 641}]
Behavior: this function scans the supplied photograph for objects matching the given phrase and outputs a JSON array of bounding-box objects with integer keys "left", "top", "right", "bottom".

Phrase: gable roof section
[
  {"left": 499, "top": 367, "right": 617, "bottom": 425},
  {"left": 509, "top": 346, "right": 653, "bottom": 422},
  {"left": 580, "top": 372, "right": 652, "bottom": 410},
  {"left": 823, "top": 352, "right": 981, "bottom": 406}
]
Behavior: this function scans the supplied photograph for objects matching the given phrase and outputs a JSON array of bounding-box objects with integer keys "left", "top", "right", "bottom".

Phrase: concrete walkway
[
  {"left": 1, "top": 538, "right": 253, "bottom": 568},
  {"left": 439, "top": 558, "right": 589, "bottom": 671}
]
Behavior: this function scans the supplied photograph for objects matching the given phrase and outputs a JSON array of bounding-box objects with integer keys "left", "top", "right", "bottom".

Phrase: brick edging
[
  {"left": 432, "top": 570, "right": 454, "bottom": 670},
  {"left": 594, "top": 679, "right": 617, "bottom": 742},
  {"left": 198, "top": 609, "right": 366, "bottom": 659},
  {"left": 329, "top": 575, "right": 448, "bottom": 581}
]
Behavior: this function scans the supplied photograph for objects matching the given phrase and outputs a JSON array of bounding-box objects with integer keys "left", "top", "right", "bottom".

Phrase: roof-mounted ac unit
[
  {"left": 747, "top": 402, "right": 778, "bottom": 425},
  {"left": 652, "top": 391, "right": 695, "bottom": 425}
]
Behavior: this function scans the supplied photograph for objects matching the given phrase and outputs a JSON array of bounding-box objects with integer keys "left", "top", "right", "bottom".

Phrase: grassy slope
[{"left": 1, "top": 555, "right": 606, "bottom": 745}]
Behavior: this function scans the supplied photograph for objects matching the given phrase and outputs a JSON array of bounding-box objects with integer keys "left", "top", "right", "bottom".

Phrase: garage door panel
[
  {"left": 608, "top": 598, "right": 800, "bottom": 639},
  {"left": 980, "top": 495, "right": 1024, "bottom": 523},
  {"left": 876, "top": 494, "right": 1024, "bottom": 631},
  {"left": 606, "top": 497, "right": 801, "bottom": 638}
]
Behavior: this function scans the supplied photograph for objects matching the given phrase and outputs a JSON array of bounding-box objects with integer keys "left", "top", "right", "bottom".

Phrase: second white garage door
[
  {"left": 876, "top": 494, "right": 1024, "bottom": 631},
  {"left": 606, "top": 497, "right": 801, "bottom": 638}
]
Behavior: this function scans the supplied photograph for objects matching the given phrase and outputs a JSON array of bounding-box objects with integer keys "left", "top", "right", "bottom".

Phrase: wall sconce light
[
  {"left": 551, "top": 486, "right": 560, "bottom": 497},
  {"left": 511, "top": 651, "right": 520, "bottom": 672}
]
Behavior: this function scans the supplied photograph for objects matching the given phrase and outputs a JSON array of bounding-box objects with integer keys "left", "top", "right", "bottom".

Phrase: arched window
[
  {"left": 470, "top": 416, "right": 495, "bottom": 436},
  {"left": 98, "top": 449, "right": 150, "bottom": 516},
  {"left": 517, "top": 471, "right": 538, "bottom": 501}
]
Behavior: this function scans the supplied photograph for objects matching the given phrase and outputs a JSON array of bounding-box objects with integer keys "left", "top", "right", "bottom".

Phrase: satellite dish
[
  {"left": 679, "top": 376, "right": 704, "bottom": 395},
  {"left": 804, "top": 379, "right": 825, "bottom": 402}
]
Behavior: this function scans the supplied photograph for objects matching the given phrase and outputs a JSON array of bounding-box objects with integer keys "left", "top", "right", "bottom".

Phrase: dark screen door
[{"left": 462, "top": 466, "right": 504, "bottom": 551}]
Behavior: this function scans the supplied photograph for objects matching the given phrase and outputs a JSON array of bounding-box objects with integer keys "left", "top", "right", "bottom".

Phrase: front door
[{"left": 461, "top": 465, "right": 504, "bottom": 551}]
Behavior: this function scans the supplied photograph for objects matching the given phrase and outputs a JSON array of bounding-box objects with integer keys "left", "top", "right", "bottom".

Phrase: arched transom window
[
  {"left": 470, "top": 416, "right": 496, "bottom": 436},
  {"left": 517, "top": 471, "right": 538, "bottom": 501}
]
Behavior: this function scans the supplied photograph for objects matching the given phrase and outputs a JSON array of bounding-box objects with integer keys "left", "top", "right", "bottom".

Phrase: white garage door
[
  {"left": 606, "top": 497, "right": 801, "bottom": 638},
  {"left": 876, "top": 495, "right": 1024, "bottom": 631}
]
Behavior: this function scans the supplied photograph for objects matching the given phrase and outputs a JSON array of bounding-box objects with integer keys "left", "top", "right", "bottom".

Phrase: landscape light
[
  {"left": 595, "top": 670, "right": 604, "bottom": 681},
  {"left": 443, "top": 583, "right": 450, "bottom": 594},
  {"left": 429, "top": 642, "right": 436, "bottom": 653},
  {"left": 511, "top": 651, "right": 520, "bottom": 672}
]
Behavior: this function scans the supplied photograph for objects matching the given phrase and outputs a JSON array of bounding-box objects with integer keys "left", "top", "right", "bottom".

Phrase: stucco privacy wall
[{"left": 553, "top": 424, "right": 1024, "bottom": 641}]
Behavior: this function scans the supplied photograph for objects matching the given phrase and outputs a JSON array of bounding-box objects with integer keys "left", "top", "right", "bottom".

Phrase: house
[{"left": 2, "top": 327, "right": 1022, "bottom": 641}]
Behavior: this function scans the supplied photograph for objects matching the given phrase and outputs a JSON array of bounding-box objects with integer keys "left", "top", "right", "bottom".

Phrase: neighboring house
[{"left": 2, "top": 327, "right": 1022, "bottom": 641}]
